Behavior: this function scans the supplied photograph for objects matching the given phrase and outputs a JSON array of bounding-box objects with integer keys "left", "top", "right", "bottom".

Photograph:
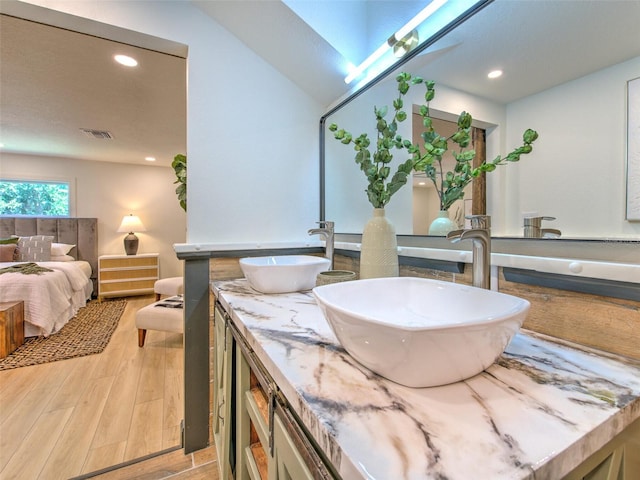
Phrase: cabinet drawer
[
  {"left": 99, "top": 279, "right": 155, "bottom": 294},
  {"left": 100, "top": 267, "right": 158, "bottom": 281},
  {"left": 100, "top": 257, "right": 157, "bottom": 269}
]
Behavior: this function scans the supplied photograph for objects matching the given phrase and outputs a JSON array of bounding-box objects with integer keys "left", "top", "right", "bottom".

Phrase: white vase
[
  {"left": 360, "top": 208, "right": 398, "bottom": 279},
  {"left": 428, "top": 210, "right": 458, "bottom": 236}
]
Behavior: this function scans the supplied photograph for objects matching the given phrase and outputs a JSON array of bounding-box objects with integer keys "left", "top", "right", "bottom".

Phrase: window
[{"left": 0, "top": 179, "right": 72, "bottom": 216}]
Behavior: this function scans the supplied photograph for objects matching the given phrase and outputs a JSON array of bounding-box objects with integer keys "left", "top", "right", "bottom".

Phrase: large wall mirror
[{"left": 322, "top": 0, "right": 640, "bottom": 240}]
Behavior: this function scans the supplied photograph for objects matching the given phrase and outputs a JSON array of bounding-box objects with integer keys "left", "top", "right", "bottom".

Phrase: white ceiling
[
  {"left": 0, "top": 0, "right": 639, "bottom": 169},
  {"left": 0, "top": 12, "right": 187, "bottom": 168}
]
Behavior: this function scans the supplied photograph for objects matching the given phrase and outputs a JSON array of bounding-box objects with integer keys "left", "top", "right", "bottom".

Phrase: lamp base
[{"left": 123, "top": 233, "right": 139, "bottom": 255}]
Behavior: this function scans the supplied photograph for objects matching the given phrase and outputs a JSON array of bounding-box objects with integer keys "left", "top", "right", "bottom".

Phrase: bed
[{"left": 0, "top": 217, "right": 98, "bottom": 337}]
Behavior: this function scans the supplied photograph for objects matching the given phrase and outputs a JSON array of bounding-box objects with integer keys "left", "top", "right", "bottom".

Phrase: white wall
[
  {"left": 1, "top": 153, "right": 186, "bottom": 277},
  {"left": 17, "top": 0, "right": 323, "bottom": 246},
  {"left": 503, "top": 56, "right": 640, "bottom": 238}
]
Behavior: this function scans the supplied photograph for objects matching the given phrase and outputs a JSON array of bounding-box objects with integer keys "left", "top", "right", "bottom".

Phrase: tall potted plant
[{"left": 329, "top": 74, "right": 417, "bottom": 278}]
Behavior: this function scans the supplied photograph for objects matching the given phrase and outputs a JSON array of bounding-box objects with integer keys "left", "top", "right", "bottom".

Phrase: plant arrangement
[
  {"left": 172, "top": 153, "right": 187, "bottom": 211},
  {"left": 328, "top": 79, "right": 416, "bottom": 208},
  {"left": 328, "top": 72, "right": 539, "bottom": 212},
  {"left": 404, "top": 74, "right": 539, "bottom": 211}
]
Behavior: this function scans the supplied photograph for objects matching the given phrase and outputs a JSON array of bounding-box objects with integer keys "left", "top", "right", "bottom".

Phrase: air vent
[{"left": 80, "top": 128, "right": 114, "bottom": 140}]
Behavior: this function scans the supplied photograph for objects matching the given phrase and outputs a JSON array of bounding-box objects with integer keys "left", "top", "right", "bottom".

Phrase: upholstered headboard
[{"left": 0, "top": 217, "right": 99, "bottom": 296}]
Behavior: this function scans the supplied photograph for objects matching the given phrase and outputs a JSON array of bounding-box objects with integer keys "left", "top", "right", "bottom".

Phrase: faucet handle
[
  {"left": 465, "top": 215, "right": 491, "bottom": 229},
  {"left": 524, "top": 216, "right": 556, "bottom": 226},
  {"left": 317, "top": 220, "right": 334, "bottom": 230}
]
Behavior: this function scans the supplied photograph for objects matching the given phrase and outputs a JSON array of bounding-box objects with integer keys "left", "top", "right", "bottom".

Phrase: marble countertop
[{"left": 212, "top": 279, "right": 640, "bottom": 480}]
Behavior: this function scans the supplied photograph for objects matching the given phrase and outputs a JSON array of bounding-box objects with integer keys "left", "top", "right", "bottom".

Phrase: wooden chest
[{"left": 0, "top": 301, "right": 25, "bottom": 359}]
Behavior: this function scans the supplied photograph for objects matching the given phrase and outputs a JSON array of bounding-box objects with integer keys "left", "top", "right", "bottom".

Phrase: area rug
[{"left": 0, "top": 299, "right": 127, "bottom": 370}]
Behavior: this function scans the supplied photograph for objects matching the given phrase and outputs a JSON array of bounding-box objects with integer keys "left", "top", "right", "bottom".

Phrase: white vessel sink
[
  {"left": 240, "top": 255, "right": 330, "bottom": 294},
  {"left": 313, "top": 277, "right": 530, "bottom": 387}
]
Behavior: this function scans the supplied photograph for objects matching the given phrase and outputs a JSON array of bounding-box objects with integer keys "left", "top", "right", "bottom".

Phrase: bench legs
[{"left": 138, "top": 328, "right": 147, "bottom": 347}]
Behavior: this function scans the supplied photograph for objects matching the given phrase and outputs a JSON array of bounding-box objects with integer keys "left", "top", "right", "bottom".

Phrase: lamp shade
[{"left": 117, "top": 214, "right": 146, "bottom": 233}]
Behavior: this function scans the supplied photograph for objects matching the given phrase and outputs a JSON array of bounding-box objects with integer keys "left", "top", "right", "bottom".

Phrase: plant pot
[
  {"left": 316, "top": 270, "right": 357, "bottom": 286},
  {"left": 360, "top": 208, "right": 398, "bottom": 279},
  {"left": 429, "top": 210, "right": 458, "bottom": 236}
]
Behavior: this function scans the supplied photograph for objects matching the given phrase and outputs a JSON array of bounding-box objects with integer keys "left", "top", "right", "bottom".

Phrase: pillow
[
  {"left": 0, "top": 244, "right": 16, "bottom": 262},
  {"left": 51, "top": 243, "right": 75, "bottom": 256},
  {"left": 50, "top": 254, "right": 75, "bottom": 262},
  {"left": 16, "top": 235, "right": 54, "bottom": 262},
  {"left": 0, "top": 237, "right": 19, "bottom": 245}
]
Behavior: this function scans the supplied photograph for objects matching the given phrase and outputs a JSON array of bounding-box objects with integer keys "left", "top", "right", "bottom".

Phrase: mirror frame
[{"left": 318, "top": 0, "right": 493, "bottom": 222}]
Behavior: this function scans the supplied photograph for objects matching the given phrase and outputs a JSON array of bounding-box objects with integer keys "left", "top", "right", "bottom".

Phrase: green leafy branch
[
  {"left": 406, "top": 76, "right": 539, "bottom": 211},
  {"left": 328, "top": 72, "right": 417, "bottom": 208},
  {"left": 172, "top": 153, "right": 187, "bottom": 212}
]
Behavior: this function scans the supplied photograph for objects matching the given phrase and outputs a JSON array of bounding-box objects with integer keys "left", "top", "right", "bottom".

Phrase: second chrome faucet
[
  {"left": 447, "top": 215, "right": 491, "bottom": 290},
  {"left": 308, "top": 221, "right": 334, "bottom": 270}
]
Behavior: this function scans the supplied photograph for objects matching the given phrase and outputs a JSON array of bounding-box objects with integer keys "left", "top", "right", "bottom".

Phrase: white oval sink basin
[
  {"left": 313, "top": 277, "right": 530, "bottom": 388},
  {"left": 240, "top": 255, "right": 330, "bottom": 294}
]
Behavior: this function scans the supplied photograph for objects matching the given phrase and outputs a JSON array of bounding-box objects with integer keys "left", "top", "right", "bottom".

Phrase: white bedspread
[{"left": 0, "top": 261, "right": 93, "bottom": 337}]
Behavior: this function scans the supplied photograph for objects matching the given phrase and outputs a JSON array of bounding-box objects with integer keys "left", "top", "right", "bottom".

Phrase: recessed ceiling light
[
  {"left": 114, "top": 54, "right": 138, "bottom": 67},
  {"left": 488, "top": 70, "right": 503, "bottom": 79},
  {"left": 145, "top": 156, "right": 156, "bottom": 162}
]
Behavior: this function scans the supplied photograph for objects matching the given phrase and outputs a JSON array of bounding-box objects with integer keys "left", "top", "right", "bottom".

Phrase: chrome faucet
[
  {"left": 308, "top": 221, "right": 334, "bottom": 270},
  {"left": 524, "top": 216, "right": 561, "bottom": 238},
  {"left": 447, "top": 215, "right": 491, "bottom": 289}
]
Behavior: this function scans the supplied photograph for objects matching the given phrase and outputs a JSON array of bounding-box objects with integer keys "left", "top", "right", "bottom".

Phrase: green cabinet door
[
  {"left": 213, "top": 305, "right": 234, "bottom": 479},
  {"left": 564, "top": 417, "right": 640, "bottom": 480},
  {"left": 271, "top": 413, "right": 315, "bottom": 480}
]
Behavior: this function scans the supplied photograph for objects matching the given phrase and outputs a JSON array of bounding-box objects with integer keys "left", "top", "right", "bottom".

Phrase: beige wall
[{"left": 1, "top": 152, "right": 185, "bottom": 278}]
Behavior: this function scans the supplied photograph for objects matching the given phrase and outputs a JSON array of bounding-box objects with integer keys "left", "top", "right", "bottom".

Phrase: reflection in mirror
[{"left": 322, "top": 0, "right": 640, "bottom": 239}]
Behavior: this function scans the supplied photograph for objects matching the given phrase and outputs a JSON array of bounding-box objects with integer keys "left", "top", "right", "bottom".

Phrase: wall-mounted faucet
[
  {"left": 308, "top": 221, "right": 334, "bottom": 270},
  {"left": 524, "top": 216, "right": 561, "bottom": 238},
  {"left": 446, "top": 215, "right": 491, "bottom": 289}
]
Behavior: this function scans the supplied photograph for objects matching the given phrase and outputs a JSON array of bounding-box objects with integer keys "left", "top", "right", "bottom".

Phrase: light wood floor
[{"left": 0, "top": 295, "right": 185, "bottom": 480}]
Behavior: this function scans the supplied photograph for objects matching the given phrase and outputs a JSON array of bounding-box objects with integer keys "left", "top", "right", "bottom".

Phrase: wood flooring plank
[
  {"left": 39, "top": 375, "right": 115, "bottom": 480},
  {"left": 0, "top": 361, "right": 68, "bottom": 422},
  {"left": 164, "top": 341, "right": 184, "bottom": 430},
  {"left": 82, "top": 441, "right": 127, "bottom": 475},
  {"left": 162, "top": 425, "right": 182, "bottom": 451},
  {"left": 136, "top": 338, "right": 167, "bottom": 404},
  {"left": 45, "top": 353, "right": 100, "bottom": 412},
  {"left": 92, "top": 340, "right": 127, "bottom": 379},
  {"left": 91, "top": 351, "right": 145, "bottom": 448},
  {"left": 0, "top": 369, "right": 36, "bottom": 424},
  {"left": 30, "top": 357, "right": 77, "bottom": 390},
  {"left": 1, "top": 406, "right": 73, "bottom": 480},
  {"left": 0, "top": 385, "right": 59, "bottom": 472},
  {"left": 124, "top": 398, "right": 164, "bottom": 461}
]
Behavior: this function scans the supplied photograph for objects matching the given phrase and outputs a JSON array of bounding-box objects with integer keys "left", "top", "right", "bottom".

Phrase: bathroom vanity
[{"left": 212, "top": 278, "right": 640, "bottom": 480}]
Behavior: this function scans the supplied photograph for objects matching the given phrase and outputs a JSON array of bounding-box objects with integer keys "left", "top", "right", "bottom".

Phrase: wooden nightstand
[{"left": 98, "top": 253, "right": 159, "bottom": 300}]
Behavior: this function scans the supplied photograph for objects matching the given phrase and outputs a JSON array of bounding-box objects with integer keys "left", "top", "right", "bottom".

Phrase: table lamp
[{"left": 117, "top": 214, "right": 146, "bottom": 255}]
